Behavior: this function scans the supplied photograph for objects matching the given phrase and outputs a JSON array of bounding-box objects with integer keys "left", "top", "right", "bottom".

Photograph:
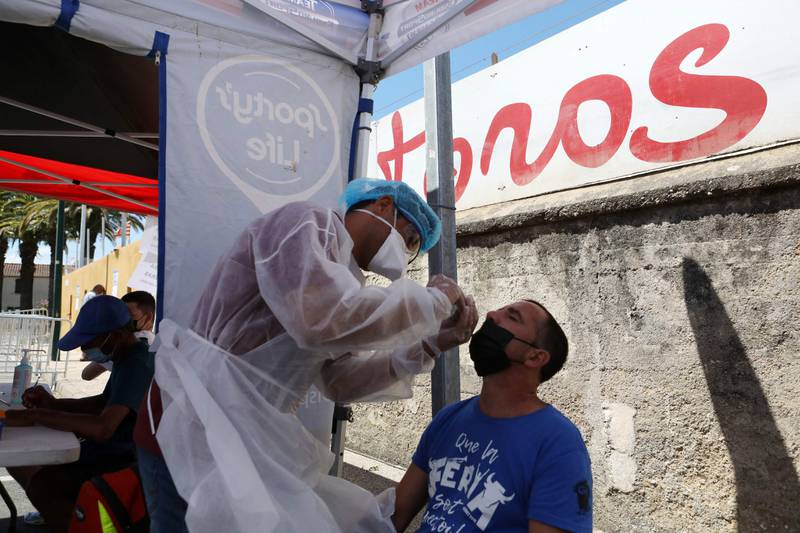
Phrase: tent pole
[
  {"left": 352, "top": 82, "right": 376, "bottom": 179},
  {"left": 424, "top": 52, "right": 460, "bottom": 415},
  {"left": 0, "top": 179, "right": 157, "bottom": 188},
  {"left": 101, "top": 213, "right": 106, "bottom": 257},
  {"left": 329, "top": 3, "right": 384, "bottom": 479},
  {"left": 50, "top": 201, "right": 65, "bottom": 360},
  {"left": 0, "top": 96, "right": 158, "bottom": 151},
  {"left": 351, "top": 8, "right": 382, "bottom": 179},
  {"left": 85, "top": 209, "right": 91, "bottom": 266},
  {"left": 0, "top": 130, "right": 158, "bottom": 139},
  {"left": 79, "top": 205, "right": 87, "bottom": 268}
]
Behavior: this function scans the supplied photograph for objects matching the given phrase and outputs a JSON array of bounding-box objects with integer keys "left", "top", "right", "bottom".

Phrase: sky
[{"left": 5, "top": 0, "right": 625, "bottom": 266}]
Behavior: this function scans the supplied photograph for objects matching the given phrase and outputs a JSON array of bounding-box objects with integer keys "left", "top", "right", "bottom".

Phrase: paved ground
[
  {"left": 0, "top": 360, "right": 424, "bottom": 531},
  {"left": 0, "top": 469, "right": 40, "bottom": 531}
]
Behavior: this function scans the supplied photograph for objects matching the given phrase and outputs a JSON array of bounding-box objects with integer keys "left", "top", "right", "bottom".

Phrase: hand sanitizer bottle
[{"left": 10, "top": 349, "right": 34, "bottom": 405}]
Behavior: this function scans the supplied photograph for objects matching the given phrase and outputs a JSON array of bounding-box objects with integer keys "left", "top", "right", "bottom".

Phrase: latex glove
[
  {"left": 427, "top": 274, "right": 465, "bottom": 308},
  {"left": 428, "top": 295, "right": 479, "bottom": 352}
]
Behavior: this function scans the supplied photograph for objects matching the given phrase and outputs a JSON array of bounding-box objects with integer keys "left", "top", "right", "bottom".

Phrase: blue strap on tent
[
  {"left": 347, "top": 97, "right": 375, "bottom": 181},
  {"left": 150, "top": 31, "right": 170, "bottom": 327},
  {"left": 147, "top": 31, "right": 170, "bottom": 59},
  {"left": 55, "top": 0, "right": 79, "bottom": 32}
]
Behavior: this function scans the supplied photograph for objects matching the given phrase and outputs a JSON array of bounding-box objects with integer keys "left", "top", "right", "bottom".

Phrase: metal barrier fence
[
  {"left": 11, "top": 308, "right": 49, "bottom": 316},
  {"left": 0, "top": 313, "right": 72, "bottom": 389}
]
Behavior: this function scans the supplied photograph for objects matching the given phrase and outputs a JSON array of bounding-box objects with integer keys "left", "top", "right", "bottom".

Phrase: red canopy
[{"left": 0, "top": 149, "right": 157, "bottom": 215}]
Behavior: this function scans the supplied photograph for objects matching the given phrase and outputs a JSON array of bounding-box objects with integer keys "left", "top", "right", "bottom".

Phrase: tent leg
[
  {"left": 329, "top": 404, "right": 353, "bottom": 478},
  {"left": 50, "top": 201, "right": 65, "bottom": 360},
  {"left": 352, "top": 83, "right": 377, "bottom": 179}
]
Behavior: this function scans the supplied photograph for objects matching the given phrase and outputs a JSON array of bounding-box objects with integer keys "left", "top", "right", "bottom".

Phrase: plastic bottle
[{"left": 10, "top": 349, "right": 34, "bottom": 405}]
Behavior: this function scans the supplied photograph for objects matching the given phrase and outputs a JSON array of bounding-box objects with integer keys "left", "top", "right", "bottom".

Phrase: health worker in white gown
[{"left": 136, "top": 178, "right": 478, "bottom": 533}]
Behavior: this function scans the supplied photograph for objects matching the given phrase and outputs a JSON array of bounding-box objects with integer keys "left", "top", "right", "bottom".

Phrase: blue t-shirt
[{"left": 411, "top": 397, "right": 592, "bottom": 533}]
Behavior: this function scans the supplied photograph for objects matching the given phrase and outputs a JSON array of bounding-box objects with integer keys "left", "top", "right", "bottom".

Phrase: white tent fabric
[
  {"left": 379, "top": 0, "right": 563, "bottom": 75},
  {"left": 240, "top": 0, "right": 564, "bottom": 74}
]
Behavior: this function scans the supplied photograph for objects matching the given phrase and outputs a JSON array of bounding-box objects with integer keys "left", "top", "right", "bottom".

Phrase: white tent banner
[
  {"left": 368, "top": 0, "right": 800, "bottom": 210},
  {"left": 163, "top": 30, "right": 358, "bottom": 322}
]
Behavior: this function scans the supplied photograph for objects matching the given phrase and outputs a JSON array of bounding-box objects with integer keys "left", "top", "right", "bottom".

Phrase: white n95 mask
[{"left": 355, "top": 209, "right": 408, "bottom": 281}]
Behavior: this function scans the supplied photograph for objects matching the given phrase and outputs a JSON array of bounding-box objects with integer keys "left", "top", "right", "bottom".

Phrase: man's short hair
[
  {"left": 525, "top": 300, "right": 568, "bottom": 383},
  {"left": 121, "top": 291, "right": 156, "bottom": 314},
  {"left": 92, "top": 284, "right": 106, "bottom": 294},
  {"left": 347, "top": 199, "right": 375, "bottom": 213}
]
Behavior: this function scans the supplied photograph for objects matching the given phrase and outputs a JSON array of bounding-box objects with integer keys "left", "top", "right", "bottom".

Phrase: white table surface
[{"left": 0, "top": 383, "right": 80, "bottom": 468}]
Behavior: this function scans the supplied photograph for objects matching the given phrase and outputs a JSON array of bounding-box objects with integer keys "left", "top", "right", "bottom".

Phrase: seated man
[
  {"left": 82, "top": 290, "right": 156, "bottom": 381},
  {"left": 6, "top": 295, "right": 154, "bottom": 533},
  {"left": 393, "top": 300, "right": 592, "bottom": 533}
]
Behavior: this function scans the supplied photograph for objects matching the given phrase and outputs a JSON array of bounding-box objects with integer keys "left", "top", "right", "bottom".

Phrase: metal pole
[
  {"left": 0, "top": 96, "right": 159, "bottom": 151},
  {"left": 78, "top": 205, "right": 87, "bottom": 268},
  {"left": 101, "top": 212, "right": 106, "bottom": 257},
  {"left": 353, "top": 82, "right": 376, "bottom": 179},
  {"left": 351, "top": 9, "right": 382, "bottom": 180},
  {"left": 50, "top": 201, "right": 65, "bottom": 360},
  {"left": 424, "top": 52, "right": 460, "bottom": 415},
  {"left": 0, "top": 130, "right": 158, "bottom": 138},
  {"left": 85, "top": 215, "right": 91, "bottom": 265}
]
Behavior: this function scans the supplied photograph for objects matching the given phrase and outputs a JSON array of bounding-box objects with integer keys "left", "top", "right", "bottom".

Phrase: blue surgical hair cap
[{"left": 340, "top": 178, "right": 442, "bottom": 253}]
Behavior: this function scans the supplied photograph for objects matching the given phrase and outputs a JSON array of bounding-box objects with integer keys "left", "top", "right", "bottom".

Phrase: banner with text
[
  {"left": 368, "top": 0, "right": 800, "bottom": 210},
  {"left": 164, "top": 34, "right": 358, "bottom": 323}
]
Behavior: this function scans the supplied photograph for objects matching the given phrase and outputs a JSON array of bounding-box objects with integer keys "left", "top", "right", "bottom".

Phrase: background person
[
  {"left": 82, "top": 284, "right": 106, "bottom": 305},
  {"left": 135, "top": 178, "right": 478, "bottom": 533},
  {"left": 82, "top": 290, "right": 156, "bottom": 381},
  {"left": 6, "top": 295, "right": 154, "bottom": 532},
  {"left": 392, "top": 299, "right": 592, "bottom": 533}
]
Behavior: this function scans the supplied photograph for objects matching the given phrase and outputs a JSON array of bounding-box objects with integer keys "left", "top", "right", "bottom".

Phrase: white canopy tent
[{"left": 0, "top": 0, "right": 563, "bottom": 324}]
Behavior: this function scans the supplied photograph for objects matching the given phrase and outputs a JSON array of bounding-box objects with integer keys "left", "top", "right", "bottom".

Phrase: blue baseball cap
[{"left": 58, "top": 295, "right": 132, "bottom": 351}]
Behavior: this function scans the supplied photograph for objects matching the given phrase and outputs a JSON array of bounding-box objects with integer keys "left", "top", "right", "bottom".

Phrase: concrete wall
[
  {"left": 347, "top": 144, "right": 800, "bottom": 532},
  {"left": 61, "top": 241, "right": 141, "bottom": 324}
]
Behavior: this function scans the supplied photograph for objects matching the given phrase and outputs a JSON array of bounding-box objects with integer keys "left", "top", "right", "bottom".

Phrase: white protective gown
[{"left": 154, "top": 202, "right": 452, "bottom": 533}]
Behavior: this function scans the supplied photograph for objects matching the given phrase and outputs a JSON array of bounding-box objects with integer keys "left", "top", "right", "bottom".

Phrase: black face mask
[{"left": 469, "top": 318, "right": 537, "bottom": 377}]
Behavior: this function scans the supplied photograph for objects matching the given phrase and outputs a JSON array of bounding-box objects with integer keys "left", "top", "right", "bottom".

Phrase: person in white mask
[{"left": 134, "top": 178, "right": 478, "bottom": 533}]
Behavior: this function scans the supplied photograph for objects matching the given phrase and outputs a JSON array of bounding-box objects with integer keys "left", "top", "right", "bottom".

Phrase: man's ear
[
  {"left": 524, "top": 348, "right": 550, "bottom": 371},
  {"left": 375, "top": 195, "right": 394, "bottom": 214}
]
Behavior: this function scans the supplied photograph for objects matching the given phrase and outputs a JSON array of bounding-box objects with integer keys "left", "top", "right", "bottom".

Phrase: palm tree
[
  {"left": 0, "top": 193, "right": 41, "bottom": 310},
  {"left": 0, "top": 192, "right": 17, "bottom": 310},
  {"left": 0, "top": 191, "right": 145, "bottom": 311},
  {"left": 16, "top": 197, "right": 75, "bottom": 310},
  {"left": 14, "top": 197, "right": 143, "bottom": 310},
  {"left": 83, "top": 205, "right": 144, "bottom": 262}
]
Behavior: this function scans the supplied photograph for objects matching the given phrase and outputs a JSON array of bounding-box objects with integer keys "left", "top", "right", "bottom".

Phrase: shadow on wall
[{"left": 682, "top": 258, "right": 800, "bottom": 531}]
